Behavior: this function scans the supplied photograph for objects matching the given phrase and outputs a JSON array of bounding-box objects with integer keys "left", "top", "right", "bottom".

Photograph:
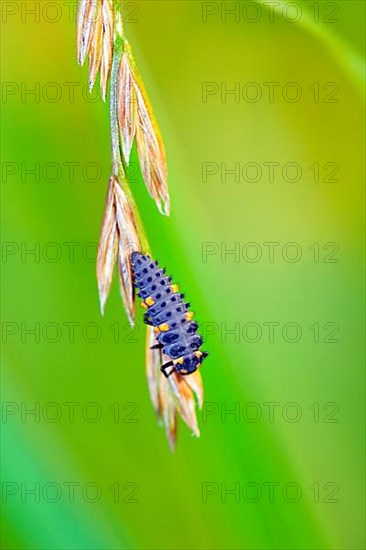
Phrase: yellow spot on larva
[
  {"left": 186, "top": 311, "right": 194, "bottom": 321},
  {"left": 171, "top": 284, "right": 179, "bottom": 293},
  {"left": 158, "top": 323, "right": 170, "bottom": 332},
  {"left": 154, "top": 327, "right": 160, "bottom": 333},
  {"left": 145, "top": 297, "right": 155, "bottom": 306},
  {"left": 141, "top": 302, "right": 148, "bottom": 309},
  {"left": 195, "top": 351, "right": 202, "bottom": 358},
  {"left": 174, "top": 357, "right": 184, "bottom": 365}
]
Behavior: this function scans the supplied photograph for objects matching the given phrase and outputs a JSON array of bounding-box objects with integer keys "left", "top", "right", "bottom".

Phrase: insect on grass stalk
[{"left": 76, "top": 0, "right": 204, "bottom": 448}]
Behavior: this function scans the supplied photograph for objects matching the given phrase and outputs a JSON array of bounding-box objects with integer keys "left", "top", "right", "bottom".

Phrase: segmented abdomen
[{"left": 131, "top": 252, "right": 207, "bottom": 374}]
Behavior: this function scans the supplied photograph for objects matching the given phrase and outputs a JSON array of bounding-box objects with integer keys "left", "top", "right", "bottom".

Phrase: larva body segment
[{"left": 131, "top": 252, "right": 208, "bottom": 376}]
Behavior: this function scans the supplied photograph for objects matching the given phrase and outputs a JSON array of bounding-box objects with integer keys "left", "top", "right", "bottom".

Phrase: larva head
[{"left": 175, "top": 351, "right": 209, "bottom": 375}]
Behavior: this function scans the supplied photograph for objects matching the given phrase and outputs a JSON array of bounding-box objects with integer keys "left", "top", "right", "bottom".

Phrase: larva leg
[
  {"left": 160, "top": 361, "right": 174, "bottom": 378},
  {"left": 150, "top": 343, "right": 163, "bottom": 350},
  {"left": 144, "top": 313, "right": 154, "bottom": 326}
]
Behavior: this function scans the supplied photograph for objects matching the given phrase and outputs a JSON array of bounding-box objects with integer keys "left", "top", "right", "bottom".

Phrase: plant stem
[{"left": 109, "top": 25, "right": 150, "bottom": 254}]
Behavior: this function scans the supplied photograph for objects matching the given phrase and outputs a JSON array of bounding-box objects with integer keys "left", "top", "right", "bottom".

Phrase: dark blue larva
[{"left": 131, "top": 251, "right": 208, "bottom": 377}]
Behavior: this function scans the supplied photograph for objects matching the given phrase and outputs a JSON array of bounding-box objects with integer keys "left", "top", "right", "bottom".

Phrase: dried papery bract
[
  {"left": 183, "top": 370, "right": 204, "bottom": 411},
  {"left": 146, "top": 326, "right": 203, "bottom": 449},
  {"left": 97, "top": 176, "right": 142, "bottom": 325},
  {"left": 135, "top": 102, "right": 169, "bottom": 216},
  {"left": 168, "top": 373, "right": 200, "bottom": 438},
  {"left": 97, "top": 177, "right": 118, "bottom": 315},
  {"left": 114, "top": 181, "right": 142, "bottom": 324},
  {"left": 146, "top": 329, "right": 177, "bottom": 448},
  {"left": 100, "top": 0, "right": 114, "bottom": 100},
  {"left": 88, "top": 0, "right": 102, "bottom": 92},
  {"left": 159, "top": 375, "right": 178, "bottom": 451},
  {"left": 77, "top": 0, "right": 114, "bottom": 101},
  {"left": 117, "top": 45, "right": 170, "bottom": 216},
  {"left": 77, "top": 0, "right": 97, "bottom": 66},
  {"left": 146, "top": 325, "right": 162, "bottom": 414},
  {"left": 117, "top": 52, "right": 137, "bottom": 163}
]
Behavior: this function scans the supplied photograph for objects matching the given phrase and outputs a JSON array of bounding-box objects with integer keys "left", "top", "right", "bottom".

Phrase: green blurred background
[{"left": 1, "top": 1, "right": 365, "bottom": 548}]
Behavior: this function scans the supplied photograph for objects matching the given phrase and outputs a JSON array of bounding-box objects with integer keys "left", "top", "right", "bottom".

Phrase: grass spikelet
[
  {"left": 159, "top": 374, "right": 178, "bottom": 451},
  {"left": 146, "top": 325, "right": 162, "bottom": 414},
  {"left": 184, "top": 371, "right": 204, "bottom": 411},
  {"left": 167, "top": 373, "right": 200, "bottom": 438},
  {"left": 114, "top": 178, "right": 142, "bottom": 324},
  {"left": 88, "top": 0, "right": 102, "bottom": 92},
  {"left": 100, "top": 0, "right": 114, "bottom": 101},
  {"left": 97, "top": 173, "right": 143, "bottom": 324},
  {"left": 97, "top": 176, "right": 118, "bottom": 315},
  {"left": 117, "top": 51, "right": 137, "bottom": 163},
  {"left": 117, "top": 44, "right": 169, "bottom": 215},
  {"left": 77, "top": 0, "right": 114, "bottom": 100},
  {"left": 77, "top": 0, "right": 97, "bottom": 66},
  {"left": 146, "top": 326, "right": 202, "bottom": 448}
]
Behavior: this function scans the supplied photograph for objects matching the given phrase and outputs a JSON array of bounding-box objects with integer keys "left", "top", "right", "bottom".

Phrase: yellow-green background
[{"left": 1, "top": 1, "right": 365, "bottom": 548}]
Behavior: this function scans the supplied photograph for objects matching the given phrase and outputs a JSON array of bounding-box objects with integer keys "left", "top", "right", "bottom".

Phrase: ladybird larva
[{"left": 131, "top": 251, "right": 208, "bottom": 377}]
